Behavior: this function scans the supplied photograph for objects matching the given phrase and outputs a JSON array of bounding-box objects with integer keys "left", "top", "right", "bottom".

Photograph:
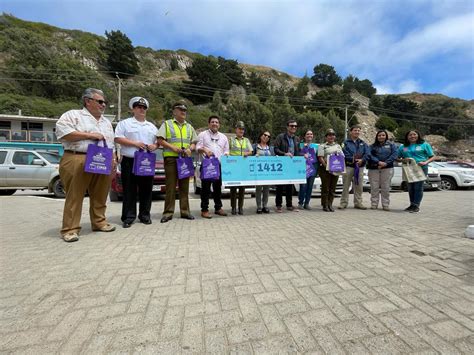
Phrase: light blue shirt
[{"left": 398, "top": 142, "right": 434, "bottom": 164}]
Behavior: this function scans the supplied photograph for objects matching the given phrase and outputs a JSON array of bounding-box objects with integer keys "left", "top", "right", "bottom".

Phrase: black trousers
[
  {"left": 200, "top": 176, "right": 223, "bottom": 212},
  {"left": 319, "top": 168, "right": 338, "bottom": 208},
  {"left": 230, "top": 187, "right": 245, "bottom": 210},
  {"left": 275, "top": 184, "right": 293, "bottom": 208},
  {"left": 120, "top": 156, "right": 153, "bottom": 223}
]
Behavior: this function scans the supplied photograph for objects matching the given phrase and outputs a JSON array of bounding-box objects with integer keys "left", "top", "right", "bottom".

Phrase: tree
[
  {"left": 375, "top": 115, "right": 398, "bottom": 132},
  {"left": 245, "top": 72, "right": 271, "bottom": 100},
  {"left": 445, "top": 127, "right": 463, "bottom": 141},
  {"left": 297, "top": 110, "right": 330, "bottom": 142},
  {"left": 185, "top": 56, "right": 245, "bottom": 104},
  {"left": 343, "top": 75, "right": 376, "bottom": 98},
  {"left": 288, "top": 75, "right": 311, "bottom": 113},
  {"left": 311, "top": 64, "right": 342, "bottom": 87},
  {"left": 102, "top": 30, "right": 139, "bottom": 77}
]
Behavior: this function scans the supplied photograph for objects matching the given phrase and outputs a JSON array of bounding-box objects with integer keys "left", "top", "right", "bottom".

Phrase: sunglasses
[
  {"left": 88, "top": 98, "right": 107, "bottom": 105},
  {"left": 263, "top": 133, "right": 271, "bottom": 138}
]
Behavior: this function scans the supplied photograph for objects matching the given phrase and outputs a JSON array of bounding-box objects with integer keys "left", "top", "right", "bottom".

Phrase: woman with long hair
[
  {"left": 253, "top": 130, "right": 274, "bottom": 214},
  {"left": 367, "top": 130, "right": 398, "bottom": 210},
  {"left": 298, "top": 130, "right": 319, "bottom": 210},
  {"left": 398, "top": 130, "right": 435, "bottom": 213}
]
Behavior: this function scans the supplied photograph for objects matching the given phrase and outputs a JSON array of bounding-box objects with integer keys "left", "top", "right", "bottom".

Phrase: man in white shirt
[
  {"left": 196, "top": 115, "right": 229, "bottom": 219},
  {"left": 114, "top": 97, "right": 158, "bottom": 228},
  {"left": 55, "top": 88, "right": 116, "bottom": 242}
]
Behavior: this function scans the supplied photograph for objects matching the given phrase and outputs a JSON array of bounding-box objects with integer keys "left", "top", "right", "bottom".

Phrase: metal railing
[{"left": 0, "top": 129, "right": 59, "bottom": 143}]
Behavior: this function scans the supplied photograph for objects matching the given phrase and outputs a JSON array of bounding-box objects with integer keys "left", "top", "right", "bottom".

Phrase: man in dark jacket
[
  {"left": 339, "top": 124, "right": 369, "bottom": 209},
  {"left": 273, "top": 119, "right": 300, "bottom": 212}
]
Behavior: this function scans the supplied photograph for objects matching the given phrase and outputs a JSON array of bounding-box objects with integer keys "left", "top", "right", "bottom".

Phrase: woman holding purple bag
[
  {"left": 114, "top": 97, "right": 158, "bottom": 228},
  {"left": 298, "top": 130, "right": 319, "bottom": 210},
  {"left": 317, "top": 128, "right": 343, "bottom": 212}
]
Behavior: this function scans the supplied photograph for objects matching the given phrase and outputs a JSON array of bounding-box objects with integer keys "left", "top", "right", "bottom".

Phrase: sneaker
[
  {"left": 354, "top": 205, "right": 367, "bottom": 210},
  {"left": 92, "top": 224, "right": 116, "bottom": 232},
  {"left": 62, "top": 232, "right": 79, "bottom": 242},
  {"left": 262, "top": 207, "right": 270, "bottom": 214},
  {"left": 328, "top": 206, "right": 335, "bottom": 212},
  {"left": 275, "top": 207, "right": 283, "bottom": 213},
  {"left": 256, "top": 208, "right": 263, "bottom": 214},
  {"left": 215, "top": 209, "right": 228, "bottom": 216},
  {"left": 323, "top": 206, "right": 330, "bottom": 212},
  {"left": 410, "top": 206, "right": 420, "bottom": 213},
  {"left": 201, "top": 211, "right": 212, "bottom": 219},
  {"left": 304, "top": 205, "right": 312, "bottom": 210},
  {"left": 287, "top": 206, "right": 299, "bottom": 212},
  {"left": 404, "top": 205, "right": 414, "bottom": 211},
  {"left": 382, "top": 206, "right": 390, "bottom": 211},
  {"left": 298, "top": 204, "right": 304, "bottom": 210}
]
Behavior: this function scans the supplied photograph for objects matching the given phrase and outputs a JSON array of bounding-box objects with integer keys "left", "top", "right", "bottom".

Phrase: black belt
[{"left": 65, "top": 150, "right": 86, "bottom": 154}]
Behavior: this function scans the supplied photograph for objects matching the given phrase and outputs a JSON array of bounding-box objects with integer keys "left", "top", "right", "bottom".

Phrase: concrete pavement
[{"left": 0, "top": 190, "right": 473, "bottom": 353}]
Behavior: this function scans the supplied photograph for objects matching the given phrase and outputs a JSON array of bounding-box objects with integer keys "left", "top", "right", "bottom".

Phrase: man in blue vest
[{"left": 157, "top": 102, "right": 198, "bottom": 223}]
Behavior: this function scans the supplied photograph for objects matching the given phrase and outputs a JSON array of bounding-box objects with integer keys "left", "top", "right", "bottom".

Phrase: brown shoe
[
  {"left": 201, "top": 211, "right": 212, "bottom": 219},
  {"left": 215, "top": 209, "right": 227, "bottom": 216},
  {"left": 92, "top": 224, "right": 116, "bottom": 232}
]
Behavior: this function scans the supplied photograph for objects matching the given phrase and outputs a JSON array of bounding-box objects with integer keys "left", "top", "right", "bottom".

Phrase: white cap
[{"left": 129, "top": 97, "right": 149, "bottom": 109}]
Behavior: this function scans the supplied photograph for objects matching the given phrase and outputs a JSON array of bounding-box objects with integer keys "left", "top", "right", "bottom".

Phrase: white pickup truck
[{"left": 0, "top": 148, "right": 65, "bottom": 197}]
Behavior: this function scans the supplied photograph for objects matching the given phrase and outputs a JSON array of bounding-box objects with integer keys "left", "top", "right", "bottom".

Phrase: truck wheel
[
  {"left": 109, "top": 190, "right": 122, "bottom": 201},
  {"left": 0, "top": 189, "right": 16, "bottom": 196},
  {"left": 52, "top": 179, "right": 65, "bottom": 198},
  {"left": 193, "top": 177, "right": 201, "bottom": 194},
  {"left": 440, "top": 176, "right": 457, "bottom": 191}
]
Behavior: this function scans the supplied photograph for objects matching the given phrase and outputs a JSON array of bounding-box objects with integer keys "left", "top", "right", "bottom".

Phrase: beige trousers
[
  {"left": 59, "top": 152, "right": 112, "bottom": 236},
  {"left": 368, "top": 168, "right": 394, "bottom": 207},
  {"left": 340, "top": 166, "right": 365, "bottom": 207}
]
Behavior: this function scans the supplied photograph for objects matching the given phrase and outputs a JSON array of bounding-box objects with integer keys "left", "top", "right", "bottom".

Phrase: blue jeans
[
  {"left": 298, "top": 175, "right": 316, "bottom": 206},
  {"left": 407, "top": 166, "right": 427, "bottom": 207}
]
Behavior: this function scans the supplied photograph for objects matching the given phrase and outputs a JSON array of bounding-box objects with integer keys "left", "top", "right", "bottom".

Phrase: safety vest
[
  {"left": 163, "top": 119, "right": 192, "bottom": 157},
  {"left": 229, "top": 137, "right": 251, "bottom": 156}
]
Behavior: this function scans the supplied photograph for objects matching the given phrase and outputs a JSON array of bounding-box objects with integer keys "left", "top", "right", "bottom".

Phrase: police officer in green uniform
[
  {"left": 228, "top": 121, "right": 253, "bottom": 215},
  {"left": 157, "top": 102, "right": 198, "bottom": 223}
]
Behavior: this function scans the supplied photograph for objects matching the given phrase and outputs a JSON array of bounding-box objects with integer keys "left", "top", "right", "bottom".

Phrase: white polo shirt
[{"left": 114, "top": 117, "right": 158, "bottom": 158}]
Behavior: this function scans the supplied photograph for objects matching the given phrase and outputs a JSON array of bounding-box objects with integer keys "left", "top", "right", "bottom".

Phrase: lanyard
[{"left": 235, "top": 138, "right": 245, "bottom": 155}]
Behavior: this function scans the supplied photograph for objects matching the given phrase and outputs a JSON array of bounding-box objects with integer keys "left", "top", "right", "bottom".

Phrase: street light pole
[
  {"left": 344, "top": 106, "right": 348, "bottom": 140},
  {"left": 115, "top": 73, "right": 121, "bottom": 121}
]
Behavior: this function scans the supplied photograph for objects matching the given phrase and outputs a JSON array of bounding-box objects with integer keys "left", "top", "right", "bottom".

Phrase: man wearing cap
[
  {"left": 114, "top": 97, "right": 158, "bottom": 228},
  {"left": 228, "top": 121, "right": 253, "bottom": 215},
  {"left": 55, "top": 88, "right": 116, "bottom": 242},
  {"left": 273, "top": 119, "right": 300, "bottom": 212},
  {"left": 339, "top": 124, "right": 369, "bottom": 210},
  {"left": 156, "top": 102, "right": 198, "bottom": 223},
  {"left": 196, "top": 115, "right": 229, "bottom": 219}
]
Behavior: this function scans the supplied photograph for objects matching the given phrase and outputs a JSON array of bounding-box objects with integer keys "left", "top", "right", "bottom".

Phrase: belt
[{"left": 65, "top": 150, "right": 86, "bottom": 154}]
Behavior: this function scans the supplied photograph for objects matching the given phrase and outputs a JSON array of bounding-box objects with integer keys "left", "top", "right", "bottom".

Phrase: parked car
[
  {"left": 430, "top": 161, "right": 474, "bottom": 190},
  {"left": 0, "top": 148, "right": 64, "bottom": 197},
  {"left": 110, "top": 149, "right": 167, "bottom": 201},
  {"left": 193, "top": 159, "right": 256, "bottom": 195},
  {"left": 363, "top": 162, "right": 441, "bottom": 191}
]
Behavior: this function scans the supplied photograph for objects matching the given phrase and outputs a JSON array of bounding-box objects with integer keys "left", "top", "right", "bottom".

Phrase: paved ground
[{"left": 0, "top": 190, "right": 473, "bottom": 354}]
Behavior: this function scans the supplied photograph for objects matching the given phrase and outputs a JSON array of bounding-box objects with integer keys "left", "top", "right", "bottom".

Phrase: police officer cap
[
  {"left": 235, "top": 121, "right": 245, "bottom": 129},
  {"left": 172, "top": 102, "right": 188, "bottom": 110},
  {"left": 129, "top": 97, "right": 149, "bottom": 109},
  {"left": 325, "top": 128, "right": 336, "bottom": 136}
]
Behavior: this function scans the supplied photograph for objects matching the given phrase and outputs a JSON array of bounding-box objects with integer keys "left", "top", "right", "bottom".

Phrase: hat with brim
[
  {"left": 172, "top": 102, "right": 187, "bottom": 110},
  {"left": 325, "top": 128, "right": 336, "bottom": 136},
  {"left": 129, "top": 97, "right": 149, "bottom": 109},
  {"left": 235, "top": 121, "right": 245, "bottom": 129}
]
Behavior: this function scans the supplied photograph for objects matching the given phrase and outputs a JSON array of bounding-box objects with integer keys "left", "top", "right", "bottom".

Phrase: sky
[{"left": 2, "top": 0, "right": 474, "bottom": 100}]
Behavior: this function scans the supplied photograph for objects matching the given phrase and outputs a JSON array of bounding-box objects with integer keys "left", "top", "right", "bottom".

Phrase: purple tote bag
[
  {"left": 177, "top": 156, "right": 195, "bottom": 180},
  {"left": 302, "top": 146, "right": 316, "bottom": 164},
  {"left": 84, "top": 139, "right": 113, "bottom": 175},
  {"left": 200, "top": 156, "right": 220, "bottom": 180},
  {"left": 133, "top": 149, "right": 156, "bottom": 176},
  {"left": 306, "top": 161, "right": 316, "bottom": 178},
  {"left": 328, "top": 153, "right": 345, "bottom": 173}
]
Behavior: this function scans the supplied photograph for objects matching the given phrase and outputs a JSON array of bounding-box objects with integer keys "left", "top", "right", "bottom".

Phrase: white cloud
[{"left": 398, "top": 80, "right": 421, "bottom": 94}]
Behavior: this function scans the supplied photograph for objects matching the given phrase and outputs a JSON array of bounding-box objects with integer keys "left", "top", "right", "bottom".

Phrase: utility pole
[
  {"left": 344, "top": 106, "right": 348, "bottom": 140},
  {"left": 115, "top": 73, "right": 122, "bottom": 121}
]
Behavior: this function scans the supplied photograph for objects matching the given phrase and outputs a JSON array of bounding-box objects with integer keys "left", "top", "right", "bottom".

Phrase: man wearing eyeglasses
[
  {"left": 157, "top": 102, "right": 197, "bottom": 223},
  {"left": 273, "top": 119, "right": 300, "bottom": 212},
  {"left": 114, "top": 97, "right": 158, "bottom": 228},
  {"left": 55, "top": 88, "right": 116, "bottom": 242}
]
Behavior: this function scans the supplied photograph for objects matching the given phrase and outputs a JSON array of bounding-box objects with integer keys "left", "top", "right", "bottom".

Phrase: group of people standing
[{"left": 55, "top": 88, "right": 435, "bottom": 243}]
